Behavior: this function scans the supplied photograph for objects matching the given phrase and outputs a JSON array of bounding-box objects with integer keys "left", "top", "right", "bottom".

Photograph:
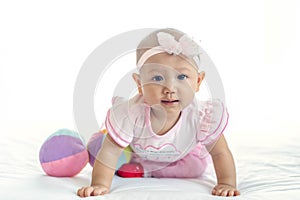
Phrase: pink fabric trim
[
  {"left": 197, "top": 102, "right": 228, "bottom": 144},
  {"left": 133, "top": 143, "right": 181, "bottom": 154},
  {"left": 199, "top": 110, "right": 229, "bottom": 145},
  {"left": 208, "top": 102, "right": 225, "bottom": 137},
  {"left": 105, "top": 110, "right": 131, "bottom": 147}
]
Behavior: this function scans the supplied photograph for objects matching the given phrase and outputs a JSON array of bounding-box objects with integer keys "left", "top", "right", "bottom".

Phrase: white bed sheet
[{"left": 0, "top": 120, "right": 299, "bottom": 200}]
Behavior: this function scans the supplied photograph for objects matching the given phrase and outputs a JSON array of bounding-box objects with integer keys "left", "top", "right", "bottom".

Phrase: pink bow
[{"left": 157, "top": 32, "right": 201, "bottom": 57}]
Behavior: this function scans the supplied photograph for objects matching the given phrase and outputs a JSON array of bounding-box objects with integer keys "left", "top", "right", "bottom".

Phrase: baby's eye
[
  {"left": 152, "top": 75, "right": 164, "bottom": 82},
  {"left": 177, "top": 74, "right": 188, "bottom": 80}
]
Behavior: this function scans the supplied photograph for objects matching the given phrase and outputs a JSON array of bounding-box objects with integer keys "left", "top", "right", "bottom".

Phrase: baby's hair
[{"left": 136, "top": 28, "right": 199, "bottom": 70}]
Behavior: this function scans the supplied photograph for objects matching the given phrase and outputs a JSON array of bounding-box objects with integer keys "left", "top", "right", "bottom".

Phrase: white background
[{"left": 0, "top": 0, "right": 299, "bottom": 141}]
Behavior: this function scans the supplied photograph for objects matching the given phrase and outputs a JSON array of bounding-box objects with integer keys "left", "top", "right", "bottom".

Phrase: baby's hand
[
  {"left": 212, "top": 184, "right": 240, "bottom": 197},
  {"left": 77, "top": 185, "right": 109, "bottom": 197}
]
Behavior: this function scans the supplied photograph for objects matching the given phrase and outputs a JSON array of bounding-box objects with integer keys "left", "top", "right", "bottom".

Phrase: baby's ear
[
  {"left": 132, "top": 73, "right": 143, "bottom": 95},
  {"left": 196, "top": 71, "right": 205, "bottom": 92}
]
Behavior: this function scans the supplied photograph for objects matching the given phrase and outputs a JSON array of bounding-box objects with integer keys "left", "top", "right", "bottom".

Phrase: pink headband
[{"left": 137, "top": 32, "right": 201, "bottom": 71}]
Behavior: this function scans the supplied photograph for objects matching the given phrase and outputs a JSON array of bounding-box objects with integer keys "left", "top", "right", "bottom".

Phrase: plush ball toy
[
  {"left": 39, "top": 129, "right": 89, "bottom": 177},
  {"left": 87, "top": 129, "right": 132, "bottom": 169}
]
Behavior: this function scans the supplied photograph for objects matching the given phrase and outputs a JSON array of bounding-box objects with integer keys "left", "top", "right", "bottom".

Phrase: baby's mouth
[{"left": 161, "top": 99, "right": 179, "bottom": 104}]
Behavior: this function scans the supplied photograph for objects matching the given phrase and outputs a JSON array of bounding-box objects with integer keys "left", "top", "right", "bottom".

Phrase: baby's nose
[{"left": 162, "top": 82, "right": 177, "bottom": 94}]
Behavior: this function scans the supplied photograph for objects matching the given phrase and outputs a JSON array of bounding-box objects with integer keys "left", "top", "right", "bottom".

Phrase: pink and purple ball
[{"left": 39, "top": 129, "right": 88, "bottom": 177}]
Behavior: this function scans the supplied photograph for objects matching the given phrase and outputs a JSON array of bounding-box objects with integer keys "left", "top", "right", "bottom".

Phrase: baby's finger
[
  {"left": 77, "top": 187, "right": 86, "bottom": 197},
  {"left": 221, "top": 189, "right": 229, "bottom": 196},
  {"left": 212, "top": 188, "right": 223, "bottom": 196},
  {"left": 234, "top": 190, "right": 241, "bottom": 196},
  {"left": 211, "top": 188, "right": 217, "bottom": 195},
  {"left": 84, "top": 187, "right": 94, "bottom": 197},
  {"left": 228, "top": 190, "right": 235, "bottom": 196}
]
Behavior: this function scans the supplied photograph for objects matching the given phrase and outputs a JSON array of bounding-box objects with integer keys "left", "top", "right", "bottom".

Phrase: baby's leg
[{"left": 151, "top": 143, "right": 210, "bottom": 178}]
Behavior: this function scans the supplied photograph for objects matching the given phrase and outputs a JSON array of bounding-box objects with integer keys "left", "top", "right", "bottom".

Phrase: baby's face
[{"left": 135, "top": 53, "right": 204, "bottom": 114}]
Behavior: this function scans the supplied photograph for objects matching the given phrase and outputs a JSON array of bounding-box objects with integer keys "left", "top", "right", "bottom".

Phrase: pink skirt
[{"left": 131, "top": 142, "right": 211, "bottom": 178}]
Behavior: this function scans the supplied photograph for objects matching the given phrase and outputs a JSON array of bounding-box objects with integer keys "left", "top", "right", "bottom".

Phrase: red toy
[{"left": 117, "top": 163, "right": 144, "bottom": 178}]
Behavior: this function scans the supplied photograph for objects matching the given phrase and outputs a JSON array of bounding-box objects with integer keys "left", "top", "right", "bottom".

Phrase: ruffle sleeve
[
  {"left": 196, "top": 99, "right": 229, "bottom": 145},
  {"left": 105, "top": 97, "right": 135, "bottom": 147}
]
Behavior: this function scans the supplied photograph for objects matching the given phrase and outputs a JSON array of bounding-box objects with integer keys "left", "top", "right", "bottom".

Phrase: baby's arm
[
  {"left": 208, "top": 135, "right": 240, "bottom": 196},
  {"left": 77, "top": 135, "right": 124, "bottom": 197}
]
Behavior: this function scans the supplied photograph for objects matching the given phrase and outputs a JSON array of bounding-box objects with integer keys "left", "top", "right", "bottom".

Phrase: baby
[{"left": 77, "top": 28, "right": 240, "bottom": 197}]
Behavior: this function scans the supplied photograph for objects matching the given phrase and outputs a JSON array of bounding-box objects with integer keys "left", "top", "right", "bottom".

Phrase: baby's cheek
[
  {"left": 179, "top": 82, "right": 195, "bottom": 93},
  {"left": 179, "top": 89, "right": 195, "bottom": 107}
]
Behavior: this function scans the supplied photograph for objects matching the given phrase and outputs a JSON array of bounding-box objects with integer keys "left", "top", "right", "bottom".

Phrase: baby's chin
[{"left": 150, "top": 103, "right": 183, "bottom": 114}]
